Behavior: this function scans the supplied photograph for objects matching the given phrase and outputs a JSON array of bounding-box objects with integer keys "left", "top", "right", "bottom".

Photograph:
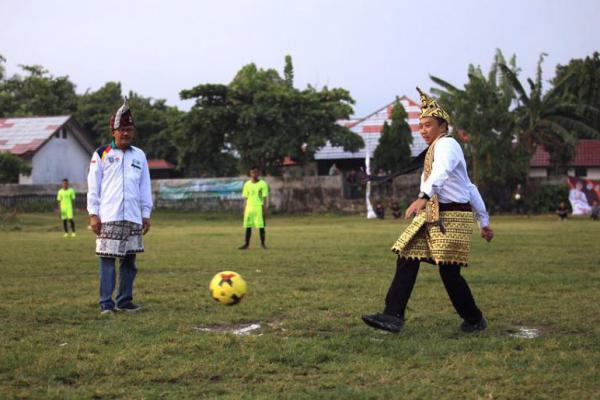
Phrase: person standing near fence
[
  {"left": 87, "top": 98, "right": 153, "bottom": 314},
  {"left": 239, "top": 166, "right": 269, "bottom": 249},
  {"left": 57, "top": 178, "right": 76, "bottom": 237}
]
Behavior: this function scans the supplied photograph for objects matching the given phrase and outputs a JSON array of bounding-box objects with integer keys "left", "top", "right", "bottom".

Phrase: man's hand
[
  {"left": 143, "top": 218, "right": 151, "bottom": 235},
  {"left": 90, "top": 215, "right": 101, "bottom": 235},
  {"left": 480, "top": 226, "right": 494, "bottom": 242},
  {"left": 263, "top": 206, "right": 269, "bottom": 219},
  {"left": 405, "top": 198, "right": 428, "bottom": 219}
]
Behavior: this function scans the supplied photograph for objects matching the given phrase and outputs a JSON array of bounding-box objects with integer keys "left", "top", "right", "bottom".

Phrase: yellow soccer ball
[{"left": 209, "top": 271, "right": 247, "bottom": 305}]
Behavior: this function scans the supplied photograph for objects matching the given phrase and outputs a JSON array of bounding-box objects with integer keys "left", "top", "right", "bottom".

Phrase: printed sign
[
  {"left": 567, "top": 177, "right": 600, "bottom": 215},
  {"left": 157, "top": 178, "right": 245, "bottom": 200}
]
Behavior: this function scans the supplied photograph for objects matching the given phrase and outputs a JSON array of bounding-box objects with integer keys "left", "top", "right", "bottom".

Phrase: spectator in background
[
  {"left": 390, "top": 201, "right": 401, "bottom": 219},
  {"left": 556, "top": 201, "right": 569, "bottom": 221},
  {"left": 328, "top": 163, "right": 341, "bottom": 176},
  {"left": 375, "top": 201, "right": 385, "bottom": 219},
  {"left": 591, "top": 200, "right": 600, "bottom": 221},
  {"left": 346, "top": 169, "right": 359, "bottom": 198}
]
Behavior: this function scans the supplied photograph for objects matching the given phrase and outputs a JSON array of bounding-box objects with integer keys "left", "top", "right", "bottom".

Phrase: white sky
[{"left": 1, "top": 0, "right": 599, "bottom": 116}]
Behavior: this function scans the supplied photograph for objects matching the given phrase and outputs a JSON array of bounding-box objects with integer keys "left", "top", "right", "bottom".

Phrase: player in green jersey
[
  {"left": 239, "top": 166, "right": 269, "bottom": 249},
  {"left": 57, "top": 178, "right": 76, "bottom": 237}
]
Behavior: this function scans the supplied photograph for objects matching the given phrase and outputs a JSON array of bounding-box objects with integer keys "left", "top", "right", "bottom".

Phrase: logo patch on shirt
[
  {"left": 107, "top": 157, "right": 114, "bottom": 163},
  {"left": 131, "top": 159, "right": 142, "bottom": 170}
]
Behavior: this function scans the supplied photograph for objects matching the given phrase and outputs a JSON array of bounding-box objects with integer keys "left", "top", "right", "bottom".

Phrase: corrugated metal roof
[
  {"left": 0, "top": 116, "right": 71, "bottom": 155},
  {"left": 530, "top": 140, "right": 600, "bottom": 167},
  {"left": 315, "top": 96, "right": 427, "bottom": 160}
]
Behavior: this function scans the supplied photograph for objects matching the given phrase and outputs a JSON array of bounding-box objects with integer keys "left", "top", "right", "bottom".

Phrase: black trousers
[{"left": 384, "top": 256, "right": 483, "bottom": 324}]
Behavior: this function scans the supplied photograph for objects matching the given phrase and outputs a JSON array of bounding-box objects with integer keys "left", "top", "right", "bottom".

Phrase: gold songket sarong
[
  {"left": 391, "top": 210, "right": 474, "bottom": 266},
  {"left": 391, "top": 133, "right": 473, "bottom": 266}
]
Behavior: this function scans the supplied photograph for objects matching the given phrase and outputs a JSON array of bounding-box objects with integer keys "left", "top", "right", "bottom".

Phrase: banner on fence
[
  {"left": 157, "top": 178, "right": 245, "bottom": 200},
  {"left": 567, "top": 176, "right": 600, "bottom": 215}
]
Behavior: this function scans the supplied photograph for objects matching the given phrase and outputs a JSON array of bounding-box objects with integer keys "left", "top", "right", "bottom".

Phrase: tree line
[
  {"left": 1, "top": 51, "right": 599, "bottom": 211},
  {"left": 373, "top": 50, "right": 599, "bottom": 211},
  {"left": 0, "top": 54, "right": 363, "bottom": 179}
]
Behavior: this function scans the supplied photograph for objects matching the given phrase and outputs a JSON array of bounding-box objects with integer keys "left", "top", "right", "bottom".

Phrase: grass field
[{"left": 1, "top": 211, "right": 599, "bottom": 399}]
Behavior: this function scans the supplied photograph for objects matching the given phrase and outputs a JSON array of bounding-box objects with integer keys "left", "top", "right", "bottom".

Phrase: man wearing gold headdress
[{"left": 362, "top": 88, "right": 494, "bottom": 333}]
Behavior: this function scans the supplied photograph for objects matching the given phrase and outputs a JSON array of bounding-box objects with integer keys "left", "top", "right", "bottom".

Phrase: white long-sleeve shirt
[
  {"left": 420, "top": 136, "right": 490, "bottom": 228},
  {"left": 87, "top": 142, "right": 153, "bottom": 224}
]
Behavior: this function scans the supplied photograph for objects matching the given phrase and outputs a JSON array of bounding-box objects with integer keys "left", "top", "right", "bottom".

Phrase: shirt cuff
[
  {"left": 88, "top": 207, "right": 99, "bottom": 216},
  {"left": 420, "top": 183, "right": 434, "bottom": 198},
  {"left": 142, "top": 209, "right": 152, "bottom": 219},
  {"left": 478, "top": 214, "right": 490, "bottom": 228}
]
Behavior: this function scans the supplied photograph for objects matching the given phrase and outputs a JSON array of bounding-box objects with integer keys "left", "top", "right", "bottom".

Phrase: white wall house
[
  {"left": 313, "top": 96, "right": 427, "bottom": 175},
  {"left": 0, "top": 116, "right": 94, "bottom": 184}
]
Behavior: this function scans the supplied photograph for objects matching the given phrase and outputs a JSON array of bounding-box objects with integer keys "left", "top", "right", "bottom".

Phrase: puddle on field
[
  {"left": 195, "top": 323, "right": 261, "bottom": 336},
  {"left": 507, "top": 327, "right": 541, "bottom": 339}
]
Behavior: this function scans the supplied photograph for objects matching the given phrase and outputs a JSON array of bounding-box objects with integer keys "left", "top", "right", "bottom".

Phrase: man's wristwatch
[{"left": 417, "top": 191, "right": 430, "bottom": 200}]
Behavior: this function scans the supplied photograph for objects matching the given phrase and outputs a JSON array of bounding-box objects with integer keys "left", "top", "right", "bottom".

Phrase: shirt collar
[{"left": 111, "top": 139, "right": 132, "bottom": 151}]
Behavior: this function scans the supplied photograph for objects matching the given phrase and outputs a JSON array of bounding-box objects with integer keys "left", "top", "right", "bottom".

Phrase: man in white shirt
[
  {"left": 363, "top": 88, "right": 494, "bottom": 333},
  {"left": 87, "top": 98, "right": 153, "bottom": 314}
]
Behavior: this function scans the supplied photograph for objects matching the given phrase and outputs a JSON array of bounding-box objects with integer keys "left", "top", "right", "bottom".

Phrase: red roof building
[
  {"left": 529, "top": 140, "right": 600, "bottom": 179},
  {"left": 148, "top": 159, "right": 178, "bottom": 179},
  {"left": 314, "top": 96, "right": 425, "bottom": 174}
]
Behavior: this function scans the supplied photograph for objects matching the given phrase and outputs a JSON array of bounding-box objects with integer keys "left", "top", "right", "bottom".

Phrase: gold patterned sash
[{"left": 423, "top": 134, "right": 447, "bottom": 230}]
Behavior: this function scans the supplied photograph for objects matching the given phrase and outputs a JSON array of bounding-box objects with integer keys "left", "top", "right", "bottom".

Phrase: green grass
[{"left": 1, "top": 212, "right": 599, "bottom": 399}]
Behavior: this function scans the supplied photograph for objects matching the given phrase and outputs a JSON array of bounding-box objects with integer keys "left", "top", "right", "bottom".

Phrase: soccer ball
[{"left": 209, "top": 271, "right": 247, "bottom": 305}]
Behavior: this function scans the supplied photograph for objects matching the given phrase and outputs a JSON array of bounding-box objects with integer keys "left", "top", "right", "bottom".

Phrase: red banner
[{"left": 567, "top": 177, "right": 600, "bottom": 215}]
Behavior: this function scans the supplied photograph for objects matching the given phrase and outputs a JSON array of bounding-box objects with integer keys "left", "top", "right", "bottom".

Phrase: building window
[
  {"left": 62, "top": 128, "right": 67, "bottom": 139},
  {"left": 575, "top": 167, "right": 587, "bottom": 177}
]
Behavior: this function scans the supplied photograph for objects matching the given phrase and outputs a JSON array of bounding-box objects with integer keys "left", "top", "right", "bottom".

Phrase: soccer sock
[
  {"left": 62, "top": 220, "right": 68, "bottom": 233},
  {"left": 245, "top": 228, "right": 252, "bottom": 246},
  {"left": 69, "top": 219, "right": 76, "bottom": 232},
  {"left": 259, "top": 228, "right": 265, "bottom": 245}
]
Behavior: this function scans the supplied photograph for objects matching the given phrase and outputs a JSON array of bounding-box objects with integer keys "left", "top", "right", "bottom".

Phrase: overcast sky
[{"left": 1, "top": 0, "right": 599, "bottom": 116}]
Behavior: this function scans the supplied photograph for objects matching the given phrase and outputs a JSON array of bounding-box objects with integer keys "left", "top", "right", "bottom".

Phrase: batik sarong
[{"left": 96, "top": 220, "right": 144, "bottom": 258}]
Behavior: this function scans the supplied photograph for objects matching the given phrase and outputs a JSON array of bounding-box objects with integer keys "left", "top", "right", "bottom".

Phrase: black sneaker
[
  {"left": 461, "top": 317, "right": 487, "bottom": 333},
  {"left": 116, "top": 303, "right": 141, "bottom": 312},
  {"left": 361, "top": 313, "right": 404, "bottom": 333},
  {"left": 238, "top": 244, "right": 249, "bottom": 250}
]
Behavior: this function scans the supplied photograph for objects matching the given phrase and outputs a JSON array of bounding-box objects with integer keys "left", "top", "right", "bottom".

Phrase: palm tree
[
  {"left": 430, "top": 50, "right": 520, "bottom": 210},
  {"left": 499, "top": 53, "right": 599, "bottom": 180}
]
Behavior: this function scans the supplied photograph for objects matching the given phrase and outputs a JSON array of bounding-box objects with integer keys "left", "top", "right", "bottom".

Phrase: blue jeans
[{"left": 99, "top": 254, "right": 137, "bottom": 310}]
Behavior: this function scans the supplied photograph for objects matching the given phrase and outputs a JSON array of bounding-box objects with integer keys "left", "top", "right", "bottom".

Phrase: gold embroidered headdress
[{"left": 416, "top": 87, "right": 451, "bottom": 125}]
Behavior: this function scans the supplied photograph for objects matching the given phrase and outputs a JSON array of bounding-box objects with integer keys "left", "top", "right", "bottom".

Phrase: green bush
[{"left": 528, "top": 184, "right": 569, "bottom": 214}]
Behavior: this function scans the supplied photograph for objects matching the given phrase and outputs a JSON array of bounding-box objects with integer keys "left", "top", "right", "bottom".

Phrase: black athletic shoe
[
  {"left": 238, "top": 244, "right": 249, "bottom": 250},
  {"left": 361, "top": 313, "right": 404, "bottom": 333},
  {"left": 261, "top": 243, "right": 267, "bottom": 249},
  {"left": 116, "top": 302, "right": 141, "bottom": 312},
  {"left": 461, "top": 317, "right": 487, "bottom": 333}
]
